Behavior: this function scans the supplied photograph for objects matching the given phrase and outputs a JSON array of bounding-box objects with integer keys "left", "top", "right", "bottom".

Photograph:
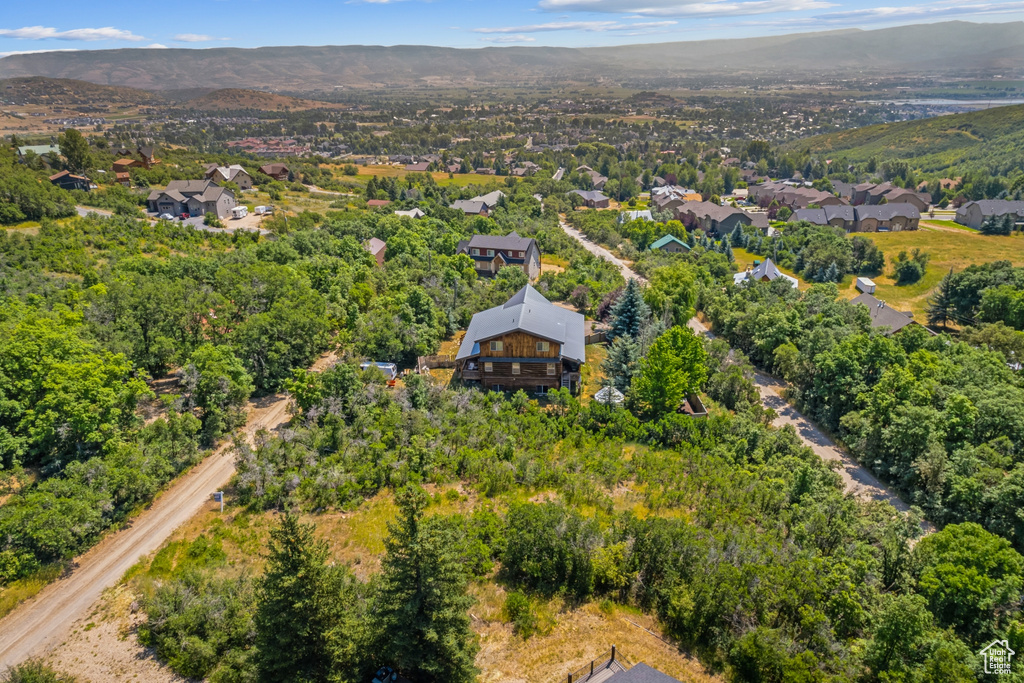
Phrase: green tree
[
  {"left": 630, "top": 326, "right": 708, "bottom": 418},
  {"left": 58, "top": 129, "right": 91, "bottom": 173},
  {"left": 607, "top": 278, "right": 651, "bottom": 340},
  {"left": 372, "top": 486, "right": 478, "bottom": 683},
  {"left": 254, "top": 515, "right": 362, "bottom": 683},
  {"left": 926, "top": 269, "right": 956, "bottom": 328},
  {"left": 602, "top": 334, "right": 641, "bottom": 393},
  {"left": 181, "top": 345, "right": 254, "bottom": 443}
]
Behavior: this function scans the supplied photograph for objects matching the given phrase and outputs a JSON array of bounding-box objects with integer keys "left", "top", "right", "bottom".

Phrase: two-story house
[
  {"left": 204, "top": 164, "right": 254, "bottom": 190},
  {"left": 147, "top": 180, "right": 236, "bottom": 218},
  {"left": 456, "top": 284, "right": 585, "bottom": 394},
  {"left": 456, "top": 231, "right": 541, "bottom": 281}
]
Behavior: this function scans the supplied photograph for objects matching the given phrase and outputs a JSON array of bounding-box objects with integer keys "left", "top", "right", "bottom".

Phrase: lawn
[
  {"left": 920, "top": 219, "right": 976, "bottom": 232},
  {"left": 350, "top": 165, "right": 517, "bottom": 188},
  {"left": 848, "top": 228, "right": 1024, "bottom": 320}
]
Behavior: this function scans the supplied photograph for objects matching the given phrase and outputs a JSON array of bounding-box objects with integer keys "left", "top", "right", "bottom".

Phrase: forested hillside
[{"left": 785, "top": 104, "right": 1024, "bottom": 176}]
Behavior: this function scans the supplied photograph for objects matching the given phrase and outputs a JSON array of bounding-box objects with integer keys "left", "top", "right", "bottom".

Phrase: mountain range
[{"left": 0, "top": 21, "right": 1022, "bottom": 91}]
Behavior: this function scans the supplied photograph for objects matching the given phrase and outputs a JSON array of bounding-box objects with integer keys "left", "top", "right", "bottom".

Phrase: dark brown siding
[{"left": 478, "top": 332, "right": 561, "bottom": 359}]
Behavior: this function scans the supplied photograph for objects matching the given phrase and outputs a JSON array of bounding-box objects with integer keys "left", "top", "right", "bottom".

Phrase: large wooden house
[{"left": 455, "top": 284, "right": 585, "bottom": 394}]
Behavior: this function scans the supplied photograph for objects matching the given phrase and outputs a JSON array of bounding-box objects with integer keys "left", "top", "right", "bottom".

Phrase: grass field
[
  {"left": 920, "top": 219, "right": 976, "bottom": 232},
  {"left": 849, "top": 227, "right": 1024, "bottom": 320},
  {"left": 349, "top": 165, "right": 516, "bottom": 188}
]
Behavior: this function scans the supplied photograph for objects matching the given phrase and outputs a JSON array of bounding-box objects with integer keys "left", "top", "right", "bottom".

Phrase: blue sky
[{"left": 1, "top": 0, "right": 1022, "bottom": 56}]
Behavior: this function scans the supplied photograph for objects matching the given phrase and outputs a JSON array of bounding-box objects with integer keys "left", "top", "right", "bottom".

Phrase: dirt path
[
  {"left": 0, "top": 353, "right": 329, "bottom": 668},
  {"left": 554, "top": 217, "right": 922, "bottom": 518},
  {"left": 559, "top": 217, "right": 646, "bottom": 284}
]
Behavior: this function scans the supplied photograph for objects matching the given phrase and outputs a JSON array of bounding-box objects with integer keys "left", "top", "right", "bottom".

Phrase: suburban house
[
  {"left": 17, "top": 144, "right": 61, "bottom": 165},
  {"left": 879, "top": 188, "right": 930, "bottom": 211},
  {"left": 365, "top": 237, "right": 387, "bottom": 266},
  {"left": 455, "top": 284, "right": 585, "bottom": 394},
  {"left": 258, "top": 163, "right": 289, "bottom": 181},
  {"left": 115, "top": 172, "right": 131, "bottom": 187},
  {"left": 570, "top": 189, "right": 611, "bottom": 209},
  {"left": 676, "top": 201, "right": 768, "bottom": 235},
  {"left": 405, "top": 162, "right": 431, "bottom": 172},
  {"left": 576, "top": 165, "right": 608, "bottom": 190},
  {"left": 471, "top": 190, "right": 506, "bottom": 211},
  {"left": 48, "top": 170, "right": 91, "bottom": 192},
  {"left": 394, "top": 208, "right": 426, "bottom": 218},
  {"left": 147, "top": 180, "right": 236, "bottom": 218},
  {"left": 456, "top": 231, "right": 541, "bottom": 280},
  {"left": 137, "top": 146, "right": 159, "bottom": 169},
  {"left": 204, "top": 164, "right": 253, "bottom": 190},
  {"left": 649, "top": 234, "right": 690, "bottom": 253},
  {"left": 733, "top": 258, "right": 799, "bottom": 288},
  {"left": 850, "top": 182, "right": 930, "bottom": 208},
  {"left": 451, "top": 199, "right": 490, "bottom": 216},
  {"left": 749, "top": 181, "right": 847, "bottom": 210},
  {"left": 651, "top": 185, "right": 702, "bottom": 212},
  {"left": 852, "top": 293, "right": 917, "bottom": 335},
  {"left": 112, "top": 158, "right": 140, "bottom": 175},
  {"left": 955, "top": 200, "right": 1024, "bottom": 230},
  {"left": 794, "top": 204, "right": 919, "bottom": 232}
]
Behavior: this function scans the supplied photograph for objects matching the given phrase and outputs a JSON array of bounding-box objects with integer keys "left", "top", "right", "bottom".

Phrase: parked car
[
  {"left": 158, "top": 213, "right": 174, "bottom": 221},
  {"left": 178, "top": 213, "right": 190, "bottom": 221}
]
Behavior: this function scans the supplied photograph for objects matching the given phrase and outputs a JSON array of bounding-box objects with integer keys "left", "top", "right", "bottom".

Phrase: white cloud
[
  {"left": 473, "top": 20, "right": 677, "bottom": 33},
  {"left": 536, "top": 0, "right": 833, "bottom": 14},
  {"left": 146, "top": 43, "right": 169, "bottom": 49},
  {"left": 0, "top": 25, "right": 146, "bottom": 41},
  {"left": 173, "top": 33, "right": 230, "bottom": 42},
  {"left": 0, "top": 48, "right": 80, "bottom": 58},
  {"left": 481, "top": 35, "right": 539, "bottom": 43}
]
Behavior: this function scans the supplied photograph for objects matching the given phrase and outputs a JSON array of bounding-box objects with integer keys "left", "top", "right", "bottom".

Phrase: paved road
[
  {"left": 0, "top": 350, "right": 341, "bottom": 667},
  {"left": 559, "top": 218, "right": 646, "bottom": 283},
  {"left": 555, "top": 217, "right": 922, "bottom": 516}
]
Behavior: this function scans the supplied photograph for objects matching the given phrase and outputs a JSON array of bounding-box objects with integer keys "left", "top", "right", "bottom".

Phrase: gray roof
[
  {"left": 148, "top": 179, "right": 233, "bottom": 204},
  {"left": 964, "top": 200, "right": 1024, "bottom": 217},
  {"left": 570, "top": 189, "right": 609, "bottom": 203},
  {"left": 366, "top": 237, "right": 386, "bottom": 254},
  {"left": 851, "top": 293, "right": 916, "bottom": 335},
  {"left": 452, "top": 200, "right": 488, "bottom": 214},
  {"left": 459, "top": 231, "right": 535, "bottom": 252},
  {"left": 471, "top": 190, "right": 506, "bottom": 208},
  {"left": 606, "top": 663, "right": 683, "bottom": 683},
  {"left": 854, "top": 204, "right": 920, "bottom": 221},
  {"left": 794, "top": 205, "right": 855, "bottom": 224},
  {"left": 456, "top": 284, "right": 585, "bottom": 363}
]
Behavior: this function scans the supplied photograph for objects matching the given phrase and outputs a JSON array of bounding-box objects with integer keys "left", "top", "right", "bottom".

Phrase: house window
[
  {"left": 490, "top": 341, "right": 503, "bottom": 352},
  {"left": 491, "top": 384, "right": 503, "bottom": 392},
  {"left": 512, "top": 363, "right": 521, "bottom": 375},
  {"left": 536, "top": 341, "right": 549, "bottom": 352},
  {"left": 484, "top": 362, "right": 493, "bottom": 373},
  {"left": 487, "top": 249, "right": 494, "bottom": 257},
  {"left": 471, "top": 248, "right": 479, "bottom": 256},
  {"left": 536, "top": 385, "right": 548, "bottom": 395}
]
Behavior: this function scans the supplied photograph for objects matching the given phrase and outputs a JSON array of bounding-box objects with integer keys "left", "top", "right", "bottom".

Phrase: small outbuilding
[{"left": 855, "top": 277, "right": 876, "bottom": 294}]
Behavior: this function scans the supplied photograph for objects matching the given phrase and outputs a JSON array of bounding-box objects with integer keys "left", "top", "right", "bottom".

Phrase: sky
[{"left": 1, "top": 0, "right": 1023, "bottom": 57}]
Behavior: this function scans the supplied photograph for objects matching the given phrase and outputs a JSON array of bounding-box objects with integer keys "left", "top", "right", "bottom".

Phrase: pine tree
[
  {"left": 608, "top": 278, "right": 651, "bottom": 340},
  {"left": 1002, "top": 214, "right": 1015, "bottom": 235},
  {"left": 255, "top": 515, "right": 359, "bottom": 683},
  {"left": 373, "top": 486, "right": 478, "bottom": 683},
  {"left": 926, "top": 268, "right": 956, "bottom": 328},
  {"left": 824, "top": 261, "right": 840, "bottom": 283},
  {"left": 365, "top": 176, "right": 378, "bottom": 200},
  {"left": 724, "top": 240, "right": 735, "bottom": 263},
  {"left": 685, "top": 231, "right": 696, "bottom": 248},
  {"left": 794, "top": 249, "right": 805, "bottom": 273},
  {"left": 729, "top": 224, "right": 744, "bottom": 247},
  {"left": 602, "top": 334, "right": 641, "bottom": 392}
]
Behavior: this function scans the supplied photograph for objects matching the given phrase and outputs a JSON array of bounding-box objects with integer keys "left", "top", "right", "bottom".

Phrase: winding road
[
  {"left": 558, "top": 217, "right": 923, "bottom": 518},
  {"left": 0, "top": 352, "right": 337, "bottom": 669}
]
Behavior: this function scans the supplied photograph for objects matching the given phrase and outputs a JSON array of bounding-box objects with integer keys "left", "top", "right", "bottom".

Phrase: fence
[
  {"left": 563, "top": 646, "right": 630, "bottom": 683},
  {"left": 418, "top": 355, "right": 456, "bottom": 370}
]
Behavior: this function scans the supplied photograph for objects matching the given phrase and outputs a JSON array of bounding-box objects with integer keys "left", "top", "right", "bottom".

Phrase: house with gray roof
[
  {"left": 794, "top": 204, "right": 918, "bottom": 232},
  {"left": 852, "top": 293, "right": 917, "bottom": 335},
  {"left": 204, "top": 164, "right": 253, "bottom": 190},
  {"left": 147, "top": 180, "right": 236, "bottom": 218},
  {"left": 570, "top": 189, "right": 611, "bottom": 208},
  {"left": 451, "top": 199, "right": 490, "bottom": 216},
  {"left": 733, "top": 257, "right": 799, "bottom": 288},
  {"left": 955, "top": 200, "right": 1024, "bottom": 230},
  {"left": 456, "top": 231, "right": 541, "bottom": 281},
  {"left": 455, "top": 284, "right": 585, "bottom": 394},
  {"left": 471, "top": 190, "right": 507, "bottom": 210}
]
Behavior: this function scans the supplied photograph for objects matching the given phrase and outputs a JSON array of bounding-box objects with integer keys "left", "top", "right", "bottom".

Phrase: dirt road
[
  {"left": 559, "top": 218, "right": 646, "bottom": 283},
  {"left": 554, "top": 218, "right": 920, "bottom": 516},
  {"left": 686, "top": 317, "right": 929, "bottom": 523},
  {"left": 0, "top": 388, "right": 297, "bottom": 669}
]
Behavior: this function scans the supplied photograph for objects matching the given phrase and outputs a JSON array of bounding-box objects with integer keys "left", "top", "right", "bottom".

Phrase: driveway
[{"left": 559, "top": 218, "right": 646, "bottom": 283}]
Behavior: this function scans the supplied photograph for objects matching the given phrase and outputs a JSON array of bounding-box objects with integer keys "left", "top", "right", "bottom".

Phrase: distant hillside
[
  {"left": 784, "top": 104, "right": 1024, "bottom": 174},
  {"left": 0, "top": 77, "right": 164, "bottom": 106},
  {"left": 0, "top": 22, "right": 1020, "bottom": 90},
  {"left": 182, "top": 88, "right": 342, "bottom": 111}
]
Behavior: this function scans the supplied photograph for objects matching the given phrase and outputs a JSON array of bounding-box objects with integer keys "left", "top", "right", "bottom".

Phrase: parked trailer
[
  {"left": 360, "top": 361, "right": 399, "bottom": 386},
  {"left": 856, "top": 277, "right": 876, "bottom": 294}
]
